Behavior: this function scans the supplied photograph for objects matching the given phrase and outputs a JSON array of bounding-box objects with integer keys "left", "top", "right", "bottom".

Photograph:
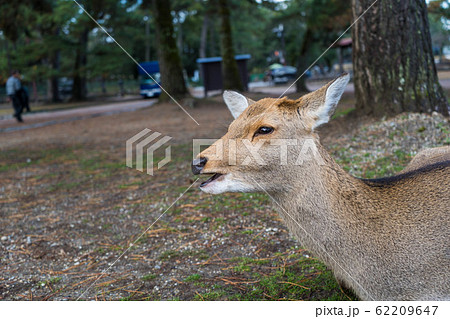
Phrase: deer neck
[{"left": 269, "top": 143, "right": 367, "bottom": 247}]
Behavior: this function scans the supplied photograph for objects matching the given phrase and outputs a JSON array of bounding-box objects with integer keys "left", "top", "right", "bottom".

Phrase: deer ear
[
  {"left": 223, "top": 91, "right": 255, "bottom": 119},
  {"left": 303, "top": 73, "right": 349, "bottom": 129}
]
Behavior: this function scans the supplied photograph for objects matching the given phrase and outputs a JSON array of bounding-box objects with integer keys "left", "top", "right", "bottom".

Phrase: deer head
[{"left": 192, "top": 73, "right": 350, "bottom": 194}]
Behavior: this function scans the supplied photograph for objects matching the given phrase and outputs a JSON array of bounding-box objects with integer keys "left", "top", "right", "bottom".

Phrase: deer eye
[{"left": 255, "top": 126, "right": 274, "bottom": 136}]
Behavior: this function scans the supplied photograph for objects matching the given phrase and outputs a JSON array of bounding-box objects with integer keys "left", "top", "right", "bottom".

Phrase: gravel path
[{"left": 0, "top": 99, "right": 156, "bottom": 133}]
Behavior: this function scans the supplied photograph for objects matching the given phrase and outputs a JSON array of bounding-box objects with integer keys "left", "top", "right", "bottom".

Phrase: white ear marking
[
  {"left": 223, "top": 91, "right": 249, "bottom": 119},
  {"left": 311, "top": 73, "right": 350, "bottom": 129}
]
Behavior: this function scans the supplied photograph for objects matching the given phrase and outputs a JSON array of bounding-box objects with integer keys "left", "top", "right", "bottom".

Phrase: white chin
[{"left": 199, "top": 174, "right": 254, "bottom": 194}]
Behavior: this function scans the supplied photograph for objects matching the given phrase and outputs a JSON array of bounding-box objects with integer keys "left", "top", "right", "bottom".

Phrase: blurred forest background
[{"left": 0, "top": 0, "right": 448, "bottom": 108}]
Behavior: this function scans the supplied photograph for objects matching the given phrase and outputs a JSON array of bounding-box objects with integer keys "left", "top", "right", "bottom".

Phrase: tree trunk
[
  {"left": 352, "top": 0, "right": 449, "bottom": 117},
  {"left": 51, "top": 48, "right": 61, "bottom": 103},
  {"left": 152, "top": 0, "right": 188, "bottom": 100},
  {"left": 72, "top": 28, "right": 89, "bottom": 101},
  {"left": 145, "top": 18, "right": 150, "bottom": 61},
  {"left": 5, "top": 40, "right": 12, "bottom": 72},
  {"left": 47, "top": 78, "right": 52, "bottom": 102},
  {"left": 176, "top": 16, "right": 183, "bottom": 54},
  {"left": 338, "top": 47, "right": 344, "bottom": 74},
  {"left": 218, "top": 0, "right": 243, "bottom": 91},
  {"left": 209, "top": 18, "right": 218, "bottom": 57},
  {"left": 280, "top": 25, "right": 286, "bottom": 64},
  {"left": 199, "top": 5, "right": 210, "bottom": 59},
  {"left": 296, "top": 27, "right": 313, "bottom": 93},
  {"left": 101, "top": 75, "right": 107, "bottom": 94}
]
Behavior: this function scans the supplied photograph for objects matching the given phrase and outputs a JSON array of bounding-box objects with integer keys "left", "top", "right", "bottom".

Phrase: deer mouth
[{"left": 200, "top": 173, "right": 224, "bottom": 187}]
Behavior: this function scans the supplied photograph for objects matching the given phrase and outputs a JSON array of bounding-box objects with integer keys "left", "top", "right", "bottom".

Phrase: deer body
[
  {"left": 192, "top": 74, "right": 450, "bottom": 300},
  {"left": 272, "top": 144, "right": 449, "bottom": 300}
]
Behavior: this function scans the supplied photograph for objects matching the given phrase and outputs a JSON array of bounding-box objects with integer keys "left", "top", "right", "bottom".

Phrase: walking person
[
  {"left": 17, "top": 82, "right": 30, "bottom": 113},
  {"left": 6, "top": 70, "right": 24, "bottom": 122}
]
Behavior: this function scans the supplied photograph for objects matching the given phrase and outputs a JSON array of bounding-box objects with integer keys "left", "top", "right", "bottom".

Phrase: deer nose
[{"left": 192, "top": 157, "right": 207, "bottom": 175}]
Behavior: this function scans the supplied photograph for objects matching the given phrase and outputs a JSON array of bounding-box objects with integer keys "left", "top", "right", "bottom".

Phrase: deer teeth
[{"left": 200, "top": 173, "right": 223, "bottom": 187}]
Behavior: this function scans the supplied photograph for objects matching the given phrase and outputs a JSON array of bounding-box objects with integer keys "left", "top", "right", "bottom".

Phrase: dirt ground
[{"left": 0, "top": 92, "right": 448, "bottom": 301}]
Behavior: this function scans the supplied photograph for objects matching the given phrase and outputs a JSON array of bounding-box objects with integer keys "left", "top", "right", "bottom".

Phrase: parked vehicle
[
  {"left": 58, "top": 77, "right": 73, "bottom": 96},
  {"left": 271, "top": 65, "right": 297, "bottom": 83},
  {"left": 138, "top": 61, "right": 162, "bottom": 98}
]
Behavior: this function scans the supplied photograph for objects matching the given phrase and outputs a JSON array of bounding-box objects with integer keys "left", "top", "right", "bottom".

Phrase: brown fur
[
  {"left": 196, "top": 76, "right": 450, "bottom": 300},
  {"left": 401, "top": 146, "right": 450, "bottom": 173}
]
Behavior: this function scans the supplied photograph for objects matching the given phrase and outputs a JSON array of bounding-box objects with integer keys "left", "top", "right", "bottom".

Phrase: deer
[
  {"left": 191, "top": 73, "right": 450, "bottom": 301},
  {"left": 401, "top": 146, "right": 449, "bottom": 173}
]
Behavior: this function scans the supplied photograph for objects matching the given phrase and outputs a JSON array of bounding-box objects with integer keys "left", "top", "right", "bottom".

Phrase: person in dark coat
[{"left": 17, "top": 83, "right": 30, "bottom": 113}]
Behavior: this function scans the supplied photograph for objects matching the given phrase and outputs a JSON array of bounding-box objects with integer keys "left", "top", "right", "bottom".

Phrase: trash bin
[{"left": 196, "top": 54, "right": 251, "bottom": 97}]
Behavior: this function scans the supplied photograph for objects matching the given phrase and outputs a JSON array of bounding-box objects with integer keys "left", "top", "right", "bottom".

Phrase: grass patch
[
  {"left": 184, "top": 274, "right": 202, "bottom": 282},
  {"left": 159, "top": 250, "right": 180, "bottom": 261},
  {"left": 195, "top": 255, "right": 354, "bottom": 301},
  {"left": 142, "top": 274, "right": 157, "bottom": 281},
  {"left": 159, "top": 249, "right": 209, "bottom": 261},
  {"left": 332, "top": 107, "right": 355, "bottom": 120}
]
